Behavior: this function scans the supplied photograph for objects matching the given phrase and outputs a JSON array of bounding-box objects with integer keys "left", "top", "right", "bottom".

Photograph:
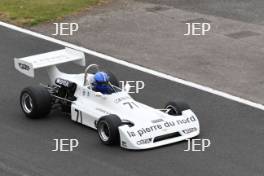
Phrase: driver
[{"left": 92, "top": 71, "right": 114, "bottom": 94}]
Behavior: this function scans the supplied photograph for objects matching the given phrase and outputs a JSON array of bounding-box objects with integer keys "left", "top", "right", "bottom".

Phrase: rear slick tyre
[{"left": 20, "top": 86, "right": 52, "bottom": 118}]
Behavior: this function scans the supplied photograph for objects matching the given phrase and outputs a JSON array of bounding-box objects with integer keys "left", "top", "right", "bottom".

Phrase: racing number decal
[
  {"left": 123, "top": 102, "right": 139, "bottom": 109},
  {"left": 75, "top": 109, "right": 83, "bottom": 124}
]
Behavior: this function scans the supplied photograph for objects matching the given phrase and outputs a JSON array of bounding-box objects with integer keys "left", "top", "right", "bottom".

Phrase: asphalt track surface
[
  {"left": 0, "top": 26, "right": 264, "bottom": 176},
  {"left": 137, "top": 0, "right": 264, "bottom": 25}
]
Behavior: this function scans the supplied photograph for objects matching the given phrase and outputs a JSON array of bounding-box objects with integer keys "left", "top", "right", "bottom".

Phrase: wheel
[
  {"left": 165, "top": 101, "right": 190, "bottom": 116},
  {"left": 20, "top": 86, "right": 52, "bottom": 118},
  {"left": 106, "top": 71, "right": 120, "bottom": 88},
  {"left": 97, "top": 115, "right": 122, "bottom": 145}
]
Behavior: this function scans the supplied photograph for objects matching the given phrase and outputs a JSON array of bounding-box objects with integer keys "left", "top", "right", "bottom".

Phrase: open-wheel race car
[{"left": 14, "top": 48, "right": 200, "bottom": 150}]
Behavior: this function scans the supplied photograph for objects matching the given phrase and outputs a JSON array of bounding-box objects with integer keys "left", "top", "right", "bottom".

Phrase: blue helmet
[{"left": 94, "top": 71, "right": 109, "bottom": 83}]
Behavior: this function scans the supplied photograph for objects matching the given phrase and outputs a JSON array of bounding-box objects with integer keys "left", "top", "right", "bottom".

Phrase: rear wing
[{"left": 14, "top": 47, "right": 85, "bottom": 77}]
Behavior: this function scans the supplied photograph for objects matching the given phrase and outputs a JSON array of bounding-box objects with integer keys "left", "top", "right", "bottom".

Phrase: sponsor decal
[
  {"left": 176, "top": 116, "right": 196, "bottom": 125},
  {"left": 137, "top": 125, "right": 163, "bottom": 137},
  {"left": 95, "top": 108, "right": 110, "bottom": 115},
  {"left": 182, "top": 127, "right": 197, "bottom": 134},
  {"left": 127, "top": 116, "right": 197, "bottom": 138},
  {"left": 151, "top": 119, "right": 164, "bottom": 123},
  {"left": 127, "top": 131, "right": 136, "bottom": 137},
  {"left": 121, "top": 141, "right": 127, "bottom": 148},
  {"left": 137, "top": 138, "right": 152, "bottom": 145},
  {"left": 18, "top": 63, "right": 30, "bottom": 71},
  {"left": 55, "top": 78, "right": 71, "bottom": 87},
  {"left": 114, "top": 96, "right": 131, "bottom": 104}
]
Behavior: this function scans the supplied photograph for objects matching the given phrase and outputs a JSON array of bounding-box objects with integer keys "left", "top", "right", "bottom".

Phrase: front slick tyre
[
  {"left": 20, "top": 86, "right": 52, "bottom": 118},
  {"left": 97, "top": 115, "right": 122, "bottom": 145},
  {"left": 165, "top": 101, "right": 190, "bottom": 116}
]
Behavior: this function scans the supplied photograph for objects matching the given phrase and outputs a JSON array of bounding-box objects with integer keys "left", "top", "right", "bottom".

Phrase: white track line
[{"left": 1, "top": 21, "right": 264, "bottom": 111}]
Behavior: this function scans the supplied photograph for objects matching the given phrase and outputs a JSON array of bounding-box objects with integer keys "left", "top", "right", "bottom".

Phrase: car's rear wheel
[
  {"left": 20, "top": 86, "right": 52, "bottom": 118},
  {"left": 97, "top": 115, "right": 122, "bottom": 145},
  {"left": 165, "top": 101, "right": 190, "bottom": 116}
]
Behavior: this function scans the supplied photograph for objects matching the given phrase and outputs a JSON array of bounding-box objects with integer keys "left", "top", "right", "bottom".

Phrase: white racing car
[{"left": 14, "top": 48, "right": 200, "bottom": 150}]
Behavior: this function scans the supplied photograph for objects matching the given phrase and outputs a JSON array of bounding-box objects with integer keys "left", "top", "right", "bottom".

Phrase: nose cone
[{"left": 118, "top": 109, "right": 200, "bottom": 150}]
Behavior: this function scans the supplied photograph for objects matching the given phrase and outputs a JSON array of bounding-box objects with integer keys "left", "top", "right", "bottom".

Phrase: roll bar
[{"left": 83, "top": 64, "right": 99, "bottom": 87}]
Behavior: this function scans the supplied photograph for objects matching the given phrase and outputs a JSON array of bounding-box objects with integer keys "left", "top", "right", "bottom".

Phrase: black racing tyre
[
  {"left": 20, "top": 86, "right": 52, "bottom": 118},
  {"left": 97, "top": 115, "right": 122, "bottom": 145},
  {"left": 165, "top": 101, "right": 190, "bottom": 116},
  {"left": 106, "top": 71, "right": 120, "bottom": 88}
]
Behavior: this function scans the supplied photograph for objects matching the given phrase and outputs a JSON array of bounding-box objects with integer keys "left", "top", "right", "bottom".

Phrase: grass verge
[{"left": 0, "top": 0, "right": 105, "bottom": 26}]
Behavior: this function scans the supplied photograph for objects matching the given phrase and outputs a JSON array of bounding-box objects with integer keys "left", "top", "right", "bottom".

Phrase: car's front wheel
[
  {"left": 20, "top": 86, "right": 52, "bottom": 118},
  {"left": 165, "top": 101, "right": 190, "bottom": 116},
  {"left": 97, "top": 115, "right": 122, "bottom": 145}
]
